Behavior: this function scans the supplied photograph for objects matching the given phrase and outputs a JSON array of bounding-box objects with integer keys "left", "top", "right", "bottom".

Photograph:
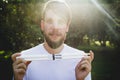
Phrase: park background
[{"left": 0, "top": 0, "right": 120, "bottom": 80}]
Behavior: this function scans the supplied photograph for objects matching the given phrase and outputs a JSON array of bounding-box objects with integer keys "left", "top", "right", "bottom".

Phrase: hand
[
  {"left": 75, "top": 50, "right": 94, "bottom": 80},
  {"left": 11, "top": 53, "right": 31, "bottom": 80}
]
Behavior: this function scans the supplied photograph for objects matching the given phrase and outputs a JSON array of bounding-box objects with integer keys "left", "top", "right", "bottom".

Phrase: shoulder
[
  {"left": 63, "top": 44, "right": 85, "bottom": 55},
  {"left": 20, "top": 43, "right": 43, "bottom": 55}
]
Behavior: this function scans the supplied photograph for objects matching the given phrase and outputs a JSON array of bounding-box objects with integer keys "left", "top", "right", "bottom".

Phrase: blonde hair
[{"left": 41, "top": 0, "right": 72, "bottom": 25}]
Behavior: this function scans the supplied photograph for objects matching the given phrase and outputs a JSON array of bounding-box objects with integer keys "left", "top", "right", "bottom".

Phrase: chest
[{"left": 25, "top": 59, "right": 80, "bottom": 80}]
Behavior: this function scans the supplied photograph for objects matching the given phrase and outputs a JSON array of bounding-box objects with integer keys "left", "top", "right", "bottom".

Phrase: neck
[{"left": 43, "top": 41, "right": 64, "bottom": 54}]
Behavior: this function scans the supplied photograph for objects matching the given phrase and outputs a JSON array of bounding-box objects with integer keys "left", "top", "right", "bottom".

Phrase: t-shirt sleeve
[{"left": 23, "top": 74, "right": 27, "bottom": 80}]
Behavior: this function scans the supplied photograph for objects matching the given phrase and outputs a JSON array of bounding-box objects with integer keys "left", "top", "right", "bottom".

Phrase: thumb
[
  {"left": 11, "top": 53, "right": 21, "bottom": 62},
  {"left": 25, "top": 61, "right": 31, "bottom": 67},
  {"left": 89, "top": 50, "right": 94, "bottom": 62}
]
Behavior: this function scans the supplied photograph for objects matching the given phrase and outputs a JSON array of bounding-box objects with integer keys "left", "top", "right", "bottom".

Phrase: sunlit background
[{"left": 0, "top": 0, "right": 120, "bottom": 80}]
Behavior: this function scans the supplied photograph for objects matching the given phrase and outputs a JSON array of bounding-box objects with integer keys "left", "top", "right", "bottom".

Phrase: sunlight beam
[{"left": 91, "top": 0, "right": 118, "bottom": 38}]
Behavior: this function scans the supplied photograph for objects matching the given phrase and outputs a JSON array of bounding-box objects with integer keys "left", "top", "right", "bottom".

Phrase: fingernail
[{"left": 90, "top": 50, "right": 92, "bottom": 52}]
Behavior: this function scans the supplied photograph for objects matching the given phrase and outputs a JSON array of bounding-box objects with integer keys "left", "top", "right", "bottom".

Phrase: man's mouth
[
  {"left": 49, "top": 32, "right": 61, "bottom": 36},
  {"left": 50, "top": 34, "right": 59, "bottom": 39}
]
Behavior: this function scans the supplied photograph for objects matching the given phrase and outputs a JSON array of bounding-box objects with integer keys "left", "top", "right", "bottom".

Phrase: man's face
[{"left": 41, "top": 10, "right": 69, "bottom": 49}]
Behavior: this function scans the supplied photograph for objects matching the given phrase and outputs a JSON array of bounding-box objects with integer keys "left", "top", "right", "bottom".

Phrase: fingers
[
  {"left": 15, "top": 63, "right": 26, "bottom": 74},
  {"left": 11, "top": 53, "right": 31, "bottom": 79},
  {"left": 16, "top": 68, "right": 26, "bottom": 74},
  {"left": 75, "top": 50, "right": 94, "bottom": 72},
  {"left": 11, "top": 53, "right": 21, "bottom": 62},
  {"left": 13, "top": 58, "right": 26, "bottom": 68},
  {"left": 17, "top": 62, "right": 27, "bottom": 70},
  {"left": 76, "top": 57, "right": 91, "bottom": 72},
  {"left": 13, "top": 58, "right": 29, "bottom": 75}
]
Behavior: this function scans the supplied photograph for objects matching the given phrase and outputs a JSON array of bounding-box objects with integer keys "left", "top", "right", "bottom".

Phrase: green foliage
[
  {"left": 0, "top": 50, "right": 12, "bottom": 61},
  {"left": 78, "top": 45, "right": 114, "bottom": 52},
  {"left": 0, "top": 0, "right": 44, "bottom": 52}
]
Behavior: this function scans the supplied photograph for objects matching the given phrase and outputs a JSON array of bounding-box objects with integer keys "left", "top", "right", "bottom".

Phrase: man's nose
[{"left": 52, "top": 22, "right": 59, "bottom": 29}]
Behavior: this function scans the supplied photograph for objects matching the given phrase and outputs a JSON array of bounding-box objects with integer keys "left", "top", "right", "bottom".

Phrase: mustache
[
  {"left": 49, "top": 32, "right": 61, "bottom": 36},
  {"left": 48, "top": 31, "right": 62, "bottom": 36}
]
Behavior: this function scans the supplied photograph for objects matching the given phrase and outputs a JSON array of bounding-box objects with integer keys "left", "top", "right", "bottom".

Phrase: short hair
[{"left": 41, "top": 0, "right": 72, "bottom": 25}]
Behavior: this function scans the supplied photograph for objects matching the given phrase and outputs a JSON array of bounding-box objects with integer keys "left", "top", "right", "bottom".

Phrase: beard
[{"left": 43, "top": 31, "right": 66, "bottom": 49}]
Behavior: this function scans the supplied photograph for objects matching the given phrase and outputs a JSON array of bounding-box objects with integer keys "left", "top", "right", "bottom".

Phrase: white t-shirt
[{"left": 21, "top": 43, "right": 91, "bottom": 80}]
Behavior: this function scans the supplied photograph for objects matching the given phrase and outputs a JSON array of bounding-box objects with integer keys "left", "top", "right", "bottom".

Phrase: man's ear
[
  {"left": 66, "top": 24, "right": 70, "bottom": 33},
  {"left": 41, "top": 20, "right": 44, "bottom": 31}
]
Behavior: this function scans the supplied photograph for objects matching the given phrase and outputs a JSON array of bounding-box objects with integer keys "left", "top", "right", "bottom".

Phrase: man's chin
[
  {"left": 49, "top": 42, "right": 62, "bottom": 49},
  {"left": 44, "top": 34, "right": 64, "bottom": 49}
]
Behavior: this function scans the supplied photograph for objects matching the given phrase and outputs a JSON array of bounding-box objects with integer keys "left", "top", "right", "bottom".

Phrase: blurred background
[{"left": 0, "top": 0, "right": 120, "bottom": 80}]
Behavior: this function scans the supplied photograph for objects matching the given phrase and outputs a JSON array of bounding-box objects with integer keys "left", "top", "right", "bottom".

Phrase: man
[{"left": 11, "top": 0, "right": 94, "bottom": 80}]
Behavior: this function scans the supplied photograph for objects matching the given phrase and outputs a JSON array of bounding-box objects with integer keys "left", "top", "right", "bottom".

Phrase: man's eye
[{"left": 58, "top": 20, "right": 66, "bottom": 25}]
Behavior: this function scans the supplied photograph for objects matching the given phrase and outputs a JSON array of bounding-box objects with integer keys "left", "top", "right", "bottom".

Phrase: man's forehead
[
  {"left": 44, "top": 10, "right": 57, "bottom": 18},
  {"left": 44, "top": 9, "right": 67, "bottom": 20}
]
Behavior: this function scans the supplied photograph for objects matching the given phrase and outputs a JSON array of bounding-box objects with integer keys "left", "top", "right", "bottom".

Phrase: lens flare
[{"left": 91, "top": 0, "right": 118, "bottom": 38}]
